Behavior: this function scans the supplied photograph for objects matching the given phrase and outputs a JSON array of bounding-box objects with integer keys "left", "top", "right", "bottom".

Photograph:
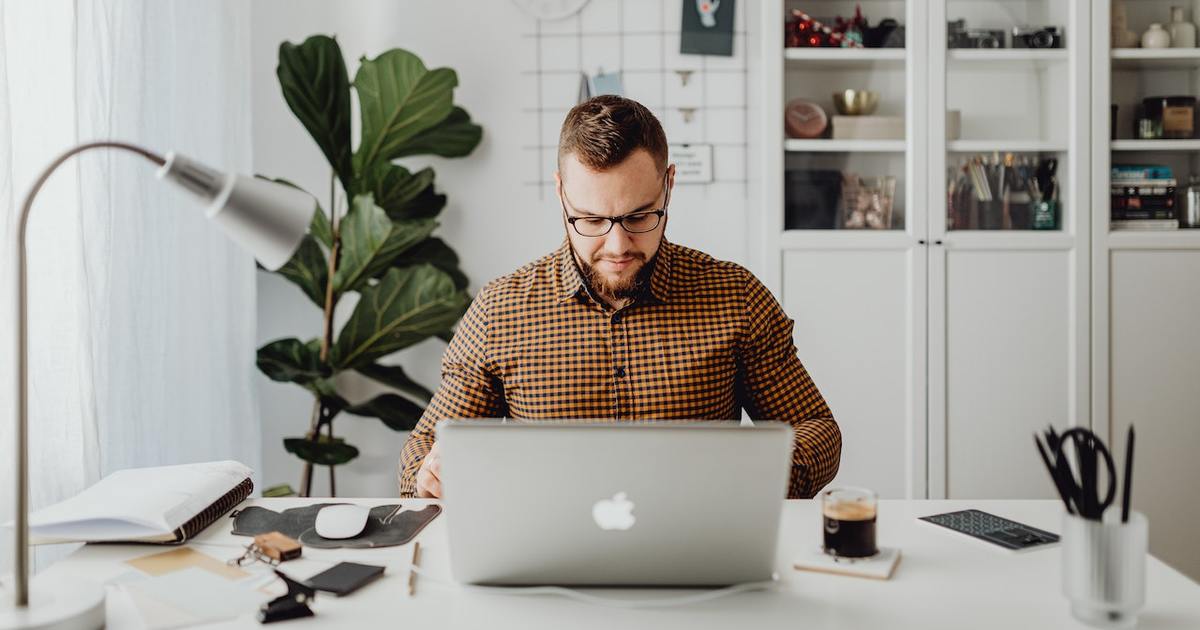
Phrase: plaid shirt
[{"left": 397, "top": 240, "right": 840, "bottom": 499}]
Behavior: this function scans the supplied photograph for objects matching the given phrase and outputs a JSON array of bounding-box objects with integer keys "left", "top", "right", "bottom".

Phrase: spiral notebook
[{"left": 25, "top": 460, "right": 254, "bottom": 544}]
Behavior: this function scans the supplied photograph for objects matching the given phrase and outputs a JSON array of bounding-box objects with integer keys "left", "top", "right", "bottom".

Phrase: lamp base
[{"left": 0, "top": 574, "right": 105, "bottom": 630}]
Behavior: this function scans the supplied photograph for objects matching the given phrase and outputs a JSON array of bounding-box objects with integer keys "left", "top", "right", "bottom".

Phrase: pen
[
  {"left": 408, "top": 541, "right": 421, "bottom": 596},
  {"left": 1122, "top": 425, "right": 1135, "bottom": 523}
]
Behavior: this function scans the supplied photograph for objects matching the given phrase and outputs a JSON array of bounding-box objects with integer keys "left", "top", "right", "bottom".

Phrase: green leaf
[
  {"left": 257, "top": 338, "right": 324, "bottom": 384},
  {"left": 392, "top": 182, "right": 447, "bottom": 220},
  {"left": 356, "top": 363, "right": 434, "bottom": 402},
  {"left": 277, "top": 35, "right": 354, "bottom": 190},
  {"left": 275, "top": 236, "right": 329, "bottom": 306},
  {"left": 391, "top": 238, "right": 469, "bottom": 290},
  {"left": 391, "top": 106, "right": 483, "bottom": 159},
  {"left": 343, "top": 393, "right": 424, "bottom": 431},
  {"left": 332, "top": 264, "right": 470, "bottom": 369},
  {"left": 262, "top": 483, "right": 297, "bottom": 498},
  {"left": 353, "top": 49, "right": 457, "bottom": 171},
  {"left": 332, "top": 194, "right": 437, "bottom": 294},
  {"left": 310, "top": 206, "right": 334, "bottom": 249},
  {"left": 357, "top": 162, "right": 434, "bottom": 216},
  {"left": 284, "top": 435, "right": 359, "bottom": 466}
]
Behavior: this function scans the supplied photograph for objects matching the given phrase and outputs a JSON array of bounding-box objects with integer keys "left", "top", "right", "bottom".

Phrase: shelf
[
  {"left": 1111, "top": 48, "right": 1200, "bottom": 70},
  {"left": 1106, "top": 229, "right": 1200, "bottom": 250},
  {"left": 784, "top": 47, "right": 905, "bottom": 69},
  {"left": 785, "top": 139, "right": 906, "bottom": 153},
  {"left": 948, "top": 49, "right": 1068, "bottom": 66},
  {"left": 948, "top": 140, "right": 1068, "bottom": 153},
  {"left": 1111, "top": 140, "right": 1200, "bottom": 152}
]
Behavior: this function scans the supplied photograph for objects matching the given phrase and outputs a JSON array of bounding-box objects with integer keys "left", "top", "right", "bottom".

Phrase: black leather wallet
[{"left": 305, "top": 561, "right": 385, "bottom": 596}]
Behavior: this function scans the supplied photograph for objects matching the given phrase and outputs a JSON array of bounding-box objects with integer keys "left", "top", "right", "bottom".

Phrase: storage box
[{"left": 832, "top": 115, "right": 904, "bottom": 140}]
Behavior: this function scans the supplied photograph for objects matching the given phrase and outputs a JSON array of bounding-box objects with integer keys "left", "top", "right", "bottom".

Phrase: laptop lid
[{"left": 437, "top": 420, "right": 792, "bottom": 586}]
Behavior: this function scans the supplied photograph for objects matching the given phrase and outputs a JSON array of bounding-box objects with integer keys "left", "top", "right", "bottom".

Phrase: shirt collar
[{"left": 555, "top": 239, "right": 674, "bottom": 305}]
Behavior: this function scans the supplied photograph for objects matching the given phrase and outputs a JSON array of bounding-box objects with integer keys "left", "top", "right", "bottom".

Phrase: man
[{"left": 397, "top": 95, "right": 840, "bottom": 499}]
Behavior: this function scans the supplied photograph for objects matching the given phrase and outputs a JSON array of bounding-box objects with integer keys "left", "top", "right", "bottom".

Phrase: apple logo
[{"left": 592, "top": 492, "right": 636, "bottom": 530}]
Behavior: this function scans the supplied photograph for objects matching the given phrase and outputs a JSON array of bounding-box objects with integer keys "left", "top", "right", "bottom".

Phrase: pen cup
[{"left": 1062, "top": 511, "right": 1148, "bottom": 629}]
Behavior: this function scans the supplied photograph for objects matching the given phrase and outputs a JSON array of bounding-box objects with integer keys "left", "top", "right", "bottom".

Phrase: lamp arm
[{"left": 13, "top": 141, "right": 165, "bottom": 607}]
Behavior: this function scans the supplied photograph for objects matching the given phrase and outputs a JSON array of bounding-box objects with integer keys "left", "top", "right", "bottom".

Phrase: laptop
[{"left": 436, "top": 419, "right": 793, "bottom": 586}]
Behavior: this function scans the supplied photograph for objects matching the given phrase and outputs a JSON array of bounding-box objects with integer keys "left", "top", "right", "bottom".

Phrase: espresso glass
[{"left": 821, "top": 486, "right": 878, "bottom": 558}]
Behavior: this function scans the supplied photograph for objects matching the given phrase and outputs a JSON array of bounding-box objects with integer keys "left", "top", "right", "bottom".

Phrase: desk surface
[{"left": 43, "top": 498, "right": 1200, "bottom": 629}]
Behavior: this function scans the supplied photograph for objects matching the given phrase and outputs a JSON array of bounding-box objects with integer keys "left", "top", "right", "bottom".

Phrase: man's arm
[
  {"left": 397, "top": 287, "right": 506, "bottom": 497},
  {"left": 738, "top": 272, "right": 841, "bottom": 499}
]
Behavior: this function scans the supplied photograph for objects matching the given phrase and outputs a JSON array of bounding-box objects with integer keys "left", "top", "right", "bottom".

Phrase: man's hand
[{"left": 415, "top": 441, "right": 443, "bottom": 498}]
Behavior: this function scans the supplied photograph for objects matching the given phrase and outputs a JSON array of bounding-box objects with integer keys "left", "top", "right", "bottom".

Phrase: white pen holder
[{"left": 1062, "top": 511, "right": 1148, "bottom": 629}]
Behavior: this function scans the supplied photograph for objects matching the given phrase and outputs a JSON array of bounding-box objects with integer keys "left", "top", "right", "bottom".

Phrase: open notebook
[{"left": 25, "top": 460, "right": 254, "bottom": 544}]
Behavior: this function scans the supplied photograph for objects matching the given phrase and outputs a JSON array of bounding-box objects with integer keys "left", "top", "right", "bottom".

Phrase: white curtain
[{"left": 0, "top": 0, "right": 260, "bottom": 571}]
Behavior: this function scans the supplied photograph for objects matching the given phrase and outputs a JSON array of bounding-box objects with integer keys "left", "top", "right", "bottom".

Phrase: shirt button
[
  {"left": 612, "top": 313, "right": 622, "bottom": 324},
  {"left": 614, "top": 366, "right": 626, "bottom": 378}
]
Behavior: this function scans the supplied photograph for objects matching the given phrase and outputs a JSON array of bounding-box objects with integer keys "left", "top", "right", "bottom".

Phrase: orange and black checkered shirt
[{"left": 397, "top": 239, "right": 841, "bottom": 499}]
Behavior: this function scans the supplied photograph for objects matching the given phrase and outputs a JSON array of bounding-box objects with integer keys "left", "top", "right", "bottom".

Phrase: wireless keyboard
[{"left": 919, "top": 509, "right": 1059, "bottom": 551}]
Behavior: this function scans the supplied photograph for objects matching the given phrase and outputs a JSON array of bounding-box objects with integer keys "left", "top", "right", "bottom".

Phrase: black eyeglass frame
[{"left": 559, "top": 170, "right": 672, "bottom": 237}]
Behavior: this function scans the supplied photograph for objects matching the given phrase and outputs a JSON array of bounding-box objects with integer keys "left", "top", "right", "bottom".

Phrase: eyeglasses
[{"left": 560, "top": 171, "right": 671, "bottom": 237}]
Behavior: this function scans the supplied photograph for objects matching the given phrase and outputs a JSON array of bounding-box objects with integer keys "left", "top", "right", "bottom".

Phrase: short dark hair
[{"left": 558, "top": 95, "right": 668, "bottom": 175}]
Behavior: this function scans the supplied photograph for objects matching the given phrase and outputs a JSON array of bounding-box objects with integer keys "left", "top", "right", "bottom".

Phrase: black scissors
[{"left": 1044, "top": 427, "right": 1117, "bottom": 520}]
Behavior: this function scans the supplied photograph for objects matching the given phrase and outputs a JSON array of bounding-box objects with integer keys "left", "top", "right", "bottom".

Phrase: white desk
[{"left": 42, "top": 498, "right": 1200, "bottom": 629}]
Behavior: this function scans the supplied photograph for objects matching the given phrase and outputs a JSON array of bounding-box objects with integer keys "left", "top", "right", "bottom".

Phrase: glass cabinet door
[
  {"left": 781, "top": 0, "right": 911, "bottom": 232},
  {"left": 940, "top": 0, "right": 1072, "bottom": 232},
  {"left": 1108, "top": 1, "right": 1200, "bottom": 233}
]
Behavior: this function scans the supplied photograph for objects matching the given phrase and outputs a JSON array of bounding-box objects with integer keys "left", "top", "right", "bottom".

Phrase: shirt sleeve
[
  {"left": 397, "top": 285, "right": 507, "bottom": 497},
  {"left": 737, "top": 271, "right": 841, "bottom": 499}
]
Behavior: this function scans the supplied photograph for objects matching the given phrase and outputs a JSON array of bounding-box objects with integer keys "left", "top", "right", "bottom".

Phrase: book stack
[{"left": 1111, "top": 165, "right": 1179, "bottom": 230}]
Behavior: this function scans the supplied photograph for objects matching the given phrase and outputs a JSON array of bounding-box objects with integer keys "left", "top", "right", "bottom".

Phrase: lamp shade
[{"left": 156, "top": 152, "right": 314, "bottom": 270}]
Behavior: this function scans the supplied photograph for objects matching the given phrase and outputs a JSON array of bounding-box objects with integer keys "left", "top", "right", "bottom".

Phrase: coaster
[{"left": 793, "top": 546, "right": 901, "bottom": 580}]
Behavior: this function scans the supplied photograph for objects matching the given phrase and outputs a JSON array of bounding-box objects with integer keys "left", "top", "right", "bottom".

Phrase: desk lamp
[{"left": 2, "top": 141, "right": 314, "bottom": 629}]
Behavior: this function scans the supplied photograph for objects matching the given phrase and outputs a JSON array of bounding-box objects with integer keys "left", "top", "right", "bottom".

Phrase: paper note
[
  {"left": 126, "top": 547, "right": 248, "bottom": 581},
  {"left": 123, "top": 567, "right": 267, "bottom": 628}
]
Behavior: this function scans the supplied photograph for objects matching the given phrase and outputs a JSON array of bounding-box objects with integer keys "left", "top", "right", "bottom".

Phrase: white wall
[{"left": 251, "top": 0, "right": 763, "bottom": 496}]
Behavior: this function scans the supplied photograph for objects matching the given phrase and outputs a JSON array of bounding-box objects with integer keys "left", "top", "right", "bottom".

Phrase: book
[
  {"left": 26, "top": 460, "right": 253, "bottom": 544},
  {"left": 1112, "top": 210, "right": 1178, "bottom": 220},
  {"left": 1111, "top": 219, "right": 1180, "bottom": 230},
  {"left": 1112, "top": 165, "right": 1174, "bottom": 181}
]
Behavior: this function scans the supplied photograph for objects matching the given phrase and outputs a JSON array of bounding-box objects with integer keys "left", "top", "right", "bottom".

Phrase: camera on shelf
[
  {"left": 947, "top": 19, "right": 1006, "bottom": 49},
  {"left": 1012, "top": 26, "right": 1064, "bottom": 49}
]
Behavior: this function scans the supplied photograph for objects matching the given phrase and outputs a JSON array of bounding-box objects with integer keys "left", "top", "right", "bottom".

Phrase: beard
[{"left": 573, "top": 247, "right": 657, "bottom": 305}]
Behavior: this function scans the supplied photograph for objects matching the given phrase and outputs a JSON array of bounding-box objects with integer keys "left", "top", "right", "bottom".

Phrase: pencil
[{"left": 408, "top": 541, "right": 421, "bottom": 596}]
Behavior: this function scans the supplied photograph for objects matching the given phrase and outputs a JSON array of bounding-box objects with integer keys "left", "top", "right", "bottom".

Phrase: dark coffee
[{"left": 823, "top": 501, "right": 878, "bottom": 558}]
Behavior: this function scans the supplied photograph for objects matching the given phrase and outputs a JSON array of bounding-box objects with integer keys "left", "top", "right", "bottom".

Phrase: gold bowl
[{"left": 832, "top": 90, "right": 880, "bottom": 116}]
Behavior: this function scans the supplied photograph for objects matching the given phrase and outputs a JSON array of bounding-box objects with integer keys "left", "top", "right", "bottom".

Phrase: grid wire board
[{"left": 522, "top": 0, "right": 750, "bottom": 198}]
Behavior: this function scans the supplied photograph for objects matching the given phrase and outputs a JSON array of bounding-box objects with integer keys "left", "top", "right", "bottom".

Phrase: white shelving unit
[
  {"left": 762, "top": 0, "right": 1088, "bottom": 502},
  {"left": 1091, "top": 0, "right": 1200, "bottom": 580}
]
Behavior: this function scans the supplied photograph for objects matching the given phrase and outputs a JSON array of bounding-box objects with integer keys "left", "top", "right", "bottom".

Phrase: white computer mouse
[{"left": 314, "top": 503, "right": 371, "bottom": 539}]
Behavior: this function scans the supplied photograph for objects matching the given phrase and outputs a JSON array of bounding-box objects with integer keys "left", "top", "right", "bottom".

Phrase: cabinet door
[
  {"left": 782, "top": 246, "right": 926, "bottom": 499},
  {"left": 928, "top": 0, "right": 1091, "bottom": 498}
]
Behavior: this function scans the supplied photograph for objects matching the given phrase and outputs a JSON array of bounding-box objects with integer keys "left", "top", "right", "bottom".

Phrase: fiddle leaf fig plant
[{"left": 257, "top": 34, "right": 481, "bottom": 495}]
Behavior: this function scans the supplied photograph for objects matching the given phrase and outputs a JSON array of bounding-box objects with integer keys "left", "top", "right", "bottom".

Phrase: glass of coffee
[{"left": 822, "top": 486, "right": 878, "bottom": 558}]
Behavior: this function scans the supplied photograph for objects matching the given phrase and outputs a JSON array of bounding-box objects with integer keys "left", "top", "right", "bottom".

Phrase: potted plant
[{"left": 256, "top": 35, "right": 481, "bottom": 496}]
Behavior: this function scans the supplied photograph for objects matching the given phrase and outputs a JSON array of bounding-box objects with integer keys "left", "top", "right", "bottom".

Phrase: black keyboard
[{"left": 919, "top": 509, "right": 1060, "bottom": 551}]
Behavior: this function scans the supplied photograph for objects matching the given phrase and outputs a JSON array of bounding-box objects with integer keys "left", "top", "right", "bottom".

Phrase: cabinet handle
[
  {"left": 918, "top": 239, "right": 927, "bottom": 245},
  {"left": 934, "top": 240, "right": 944, "bottom": 245}
]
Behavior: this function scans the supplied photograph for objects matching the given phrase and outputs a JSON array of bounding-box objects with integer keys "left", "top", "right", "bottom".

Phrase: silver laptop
[{"left": 436, "top": 420, "right": 792, "bottom": 586}]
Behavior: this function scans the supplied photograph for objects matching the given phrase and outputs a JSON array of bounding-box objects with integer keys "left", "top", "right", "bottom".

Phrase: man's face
[{"left": 555, "top": 149, "right": 674, "bottom": 303}]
